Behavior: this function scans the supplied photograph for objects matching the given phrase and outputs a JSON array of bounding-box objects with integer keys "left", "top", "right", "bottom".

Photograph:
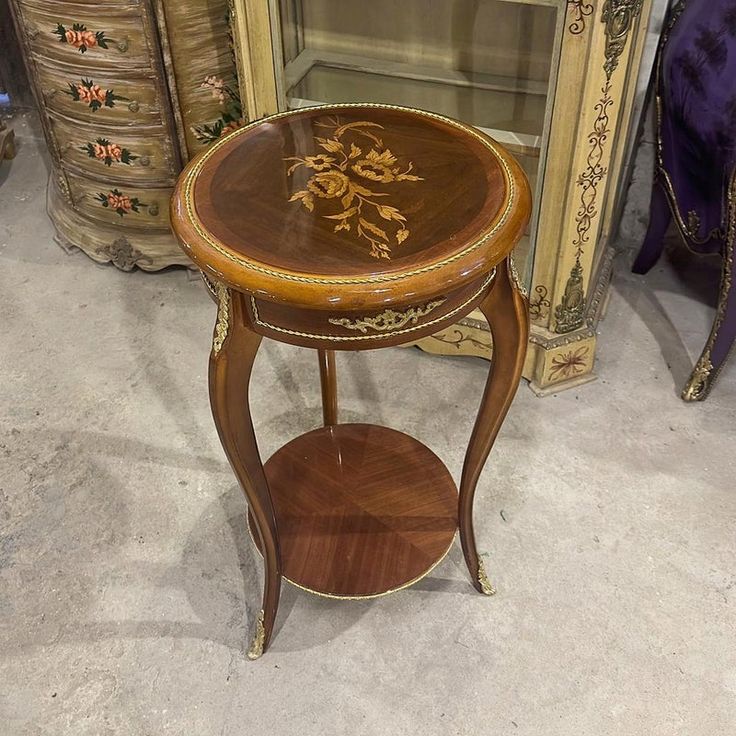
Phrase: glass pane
[{"left": 276, "top": 0, "right": 561, "bottom": 283}]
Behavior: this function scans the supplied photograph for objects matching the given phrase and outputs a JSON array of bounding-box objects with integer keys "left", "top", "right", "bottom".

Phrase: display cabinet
[{"left": 229, "top": 0, "right": 654, "bottom": 392}]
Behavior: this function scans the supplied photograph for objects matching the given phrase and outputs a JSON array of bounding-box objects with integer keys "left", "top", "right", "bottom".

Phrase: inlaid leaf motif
[{"left": 284, "top": 117, "right": 423, "bottom": 259}]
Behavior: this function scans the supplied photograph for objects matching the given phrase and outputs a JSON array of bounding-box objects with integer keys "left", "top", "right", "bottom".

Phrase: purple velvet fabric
[
  {"left": 659, "top": 0, "right": 736, "bottom": 252},
  {"left": 635, "top": 0, "right": 736, "bottom": 399}
]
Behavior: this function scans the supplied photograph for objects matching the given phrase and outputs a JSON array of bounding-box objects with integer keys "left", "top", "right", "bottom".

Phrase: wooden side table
[{"left": 171, "top": 103, "right": 530, "bottom": 659}]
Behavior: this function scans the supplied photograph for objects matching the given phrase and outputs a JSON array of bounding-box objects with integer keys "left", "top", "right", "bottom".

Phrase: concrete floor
[{"left": 1, "top": 113, "right": 735, "bottom": 736}]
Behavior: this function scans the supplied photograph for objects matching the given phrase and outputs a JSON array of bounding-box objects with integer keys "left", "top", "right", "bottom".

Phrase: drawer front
[
  {"left": 245, "top": 271, "right": 495, "bottom": 350},
  {"left": 20, "top": 3, "right": 152, "bottom": 70},
  {"left": 66, "top": 172, "right": 172, "bottom": 231},
  {"left": 36, "top": 60, "right": 163, "bottom": 126},
  {"left": 48, "top": 114, "right": 178, "bottom": 185}
]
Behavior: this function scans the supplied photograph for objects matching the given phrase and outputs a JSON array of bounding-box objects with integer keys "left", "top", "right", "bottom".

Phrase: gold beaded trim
[
  {"left": 181, "top": 103, "right": 516, "bottom": 286},
  {"left": 249, "top": 269, "right": 495, "bottom": 342},
  {"left": 246, "top": 511, "right": 457, "bottom": 600}
]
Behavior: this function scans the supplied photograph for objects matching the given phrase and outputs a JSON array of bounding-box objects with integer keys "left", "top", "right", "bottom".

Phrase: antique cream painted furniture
[
  {"left": 8, "top": 0, "right": 240, "bottom": 270},
  {"left": 228, "top": 0, "right": 655, "bottom": 393},
  {"left": 171, "top": 104, "right": 530, "bottom": 657}
]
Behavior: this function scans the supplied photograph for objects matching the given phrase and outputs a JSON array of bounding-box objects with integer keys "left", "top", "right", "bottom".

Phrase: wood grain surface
[{"left": 251, "top": 424, "right": 458, "bottom": 598}]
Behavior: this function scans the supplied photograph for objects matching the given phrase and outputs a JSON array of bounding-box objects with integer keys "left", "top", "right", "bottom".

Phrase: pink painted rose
[
  {"left": 106, "top": 143, "right": 123, "bottom": 161},
  {"left": 107, "top": 192, "right": 132, "bottom": 212}
]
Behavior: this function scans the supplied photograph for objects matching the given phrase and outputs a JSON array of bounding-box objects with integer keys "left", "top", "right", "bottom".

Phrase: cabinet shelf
[{"left": 284, "top": 49, "right": 546, "bottom": 158}]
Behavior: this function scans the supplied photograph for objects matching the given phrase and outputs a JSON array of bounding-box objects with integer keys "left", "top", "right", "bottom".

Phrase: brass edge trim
[
  {"left": 246, "top": 512, "right": 457, "bottom": 601},
  {"left": 328, "top": 298, "right": 447, "bottom": 333},
  {"left": 477, "top": 558, "right": 496, "bottom": 596},
  {"left": 212, "top": 281, "right": 231, "bottom": 354},
  {"left": 182, "top": 103, "right": 517, "bottom": 286},
  {"left": 508, "top": 254, "right": 528, "bottom": 298},
  {"left": 250, "top": 269, "right": 495, "bottom": 341},
  {"left": 247, "top": 609, "right": 265, "bottom": 660},
  {"left": 681, "top": 170, "right": 736, "bottom": 400}
]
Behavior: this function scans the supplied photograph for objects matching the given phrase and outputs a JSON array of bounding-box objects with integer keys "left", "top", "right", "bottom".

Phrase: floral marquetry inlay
[{"left": 285, "top": 118, "right": 423, "bottom": 260}]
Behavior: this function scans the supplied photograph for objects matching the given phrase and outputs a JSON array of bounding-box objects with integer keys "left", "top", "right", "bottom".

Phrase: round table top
[{"left": 171, "top": 104, "right": 530, "bottom": 309}]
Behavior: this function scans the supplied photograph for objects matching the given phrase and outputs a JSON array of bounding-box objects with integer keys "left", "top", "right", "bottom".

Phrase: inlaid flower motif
[
  {"left": 65, "top": 78, "right": 127, "bottom": 111},
  {"left": 307, "top": 170, "right": 350, "bottom": 199},
  {"left": 96, "top": 188, "right": 146, "bottom": 217},
  {"left": 284, "top": 118, "right": 423, "bottom": 259},
  {"left": 82, "top": 138, "right": 136, "bottom": 166},
  {"left": 54, "top": 23, "right": 111, "bottom": 53},
  {"left": 304, "top": 154, "right": 335, "bottom": 171},
  {"left": 548, "top": 346, "right": 590, "bottom": 381}
]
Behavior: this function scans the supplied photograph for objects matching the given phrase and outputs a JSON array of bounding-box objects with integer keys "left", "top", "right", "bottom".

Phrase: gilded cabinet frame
[{"left": 228, "top": 0, "right": 653, "bottom": 392}]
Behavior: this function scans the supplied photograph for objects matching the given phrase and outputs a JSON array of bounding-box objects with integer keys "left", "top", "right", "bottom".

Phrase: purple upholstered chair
[{"left": 634, "top": 0, "right": 736, "bottom": 400}]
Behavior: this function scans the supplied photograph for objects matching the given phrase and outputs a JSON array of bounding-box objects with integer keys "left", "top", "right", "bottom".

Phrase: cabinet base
[
  {"left": 48, "top": 177, "right": 191, "bottom": 272},
  {"left": 249, "top": 424, "right": 458, "bottom": 599}
]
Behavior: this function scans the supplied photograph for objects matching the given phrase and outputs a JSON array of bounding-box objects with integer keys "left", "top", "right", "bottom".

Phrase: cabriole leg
[
  {"left": 208, "top": 284, "right": 281, "bottom": 658},
  {"left": 459, "top": 258, "right": 529, "bottom": 594}
]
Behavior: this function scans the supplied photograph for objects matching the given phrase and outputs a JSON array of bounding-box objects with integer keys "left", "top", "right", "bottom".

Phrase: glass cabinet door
[{"left": 273, "top": 0, "right": 564, "bottom": 282}]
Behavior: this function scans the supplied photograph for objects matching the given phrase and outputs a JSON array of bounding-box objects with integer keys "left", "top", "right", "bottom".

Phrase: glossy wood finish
[
  {"left": 171, "top": 105, "right": 531, "bottom": 657},
  {"left": 208, "top": 293, "right": 281, "bottom": 659},
  {"left": 459, "top": 259, "right": 529, "bottom": 594},
  {"left": 171, "top": 103, "right": 530, "bottom": 310},
  {"left": 252, "top": 424, "right": 458, "bottom": 598},
  {"left": 317, "top": 349, "right": 338, "bottom": 425}
]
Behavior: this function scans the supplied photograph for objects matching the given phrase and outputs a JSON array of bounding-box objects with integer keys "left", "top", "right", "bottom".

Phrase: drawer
[
  {"left": 20, "top": 3, "right": 152, "bottom": 70},
  {"left": 48, "top": 114, "right": 179, "bottom": 185},
  {"left": 245, "top": 271, "right": 495, "bottom": 351},
  {"left": 65, "top": 171, "right": 172, "bottom": 231},
  {"left": 35, "top": 59, "right": 163, "bottom": 126}
]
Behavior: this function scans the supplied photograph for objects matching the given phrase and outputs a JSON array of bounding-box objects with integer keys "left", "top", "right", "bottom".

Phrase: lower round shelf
[{"left": 249, "top": 423, "right": 458, "bottom": 599}]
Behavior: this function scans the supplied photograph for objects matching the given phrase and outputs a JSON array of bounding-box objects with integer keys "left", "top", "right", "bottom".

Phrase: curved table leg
[
  {"left": 318, "top": 349, "right": 338, "bottom": 425},
  {"left": 459, "top": 257, "right": 529, "bottom": 594},
  {"left": 208, "top": 284, "right": 281, "bottom": 658}
]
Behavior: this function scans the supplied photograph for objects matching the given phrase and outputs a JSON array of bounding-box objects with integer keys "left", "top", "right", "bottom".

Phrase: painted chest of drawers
[{"left": 9, "top": 0, "right": 240, "bottom": 270}]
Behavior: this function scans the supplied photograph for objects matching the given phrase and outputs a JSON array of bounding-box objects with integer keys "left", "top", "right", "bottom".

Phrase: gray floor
[{"left": 1, "top": 113, "right": 735, "bottom": 736}]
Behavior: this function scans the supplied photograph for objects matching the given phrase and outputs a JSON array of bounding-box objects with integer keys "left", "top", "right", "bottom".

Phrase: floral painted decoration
[
  {"left": 65, "top": 78, "right": 127, "bottom": 112},
  {"left": 54, "top": 23, "right": 111, "bottom": 53},
  {"left": 192, "top": 75, "right": 243, "bottom": 144},
  {"left": 96, "top": 189, "right": 146, "bottom": 217},
  {"left": 548, "top": 346, "right": 590, "bottom": 381},
  {"left": 285, "top": 118, "right": 422, "bottom": 259},
  {"left": 82, "top": 138, "right": 136, "bottom": 166}
]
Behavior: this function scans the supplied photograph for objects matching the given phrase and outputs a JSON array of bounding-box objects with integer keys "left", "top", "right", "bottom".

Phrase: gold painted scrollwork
[
  {"left": 554, "top": 0, "right": 645, "bottom": 334},
  {"left": 567, "top": 0, "right": 594, "bottom": 35}
]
